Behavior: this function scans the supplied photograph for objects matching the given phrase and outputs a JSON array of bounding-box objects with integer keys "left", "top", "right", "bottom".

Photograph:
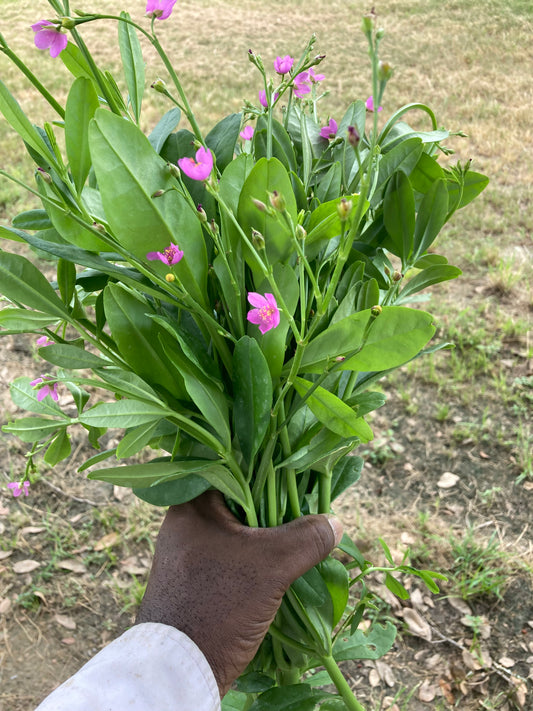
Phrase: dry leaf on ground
[
  {"left": 13, "top": 559, "right": 40, "bottom": 574},
  {"left": 418, "top": 678, "right": 437, "bottom": 702},
  {"left": 437, "top": 471, "right": 460, "bottom": 488},
  {"left": 447, "top": 596, "right": 472, "bottom": 615},
  {"left": 54, "top": 614, "right": 76, "bottom": 630},
  {"left": 94, "top": 532, "right": 120, "bottom": 551},
  {"left": 403, "top": 608, "right": 432, "bottom": 641},
  {"left": 57, "top": 559, "right": 87, "bottom": 573},
  {"left": 0, "top": 550, "right": 13, "bottom": 560}
]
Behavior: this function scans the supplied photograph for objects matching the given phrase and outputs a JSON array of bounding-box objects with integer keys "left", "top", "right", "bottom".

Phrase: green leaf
[
  {"left": 0, "top": 309, "right": 58, "bottom": 331},
  {"left": 118, "top": 12, "right": 145, "bottom": 124},
  {"left": 65, "top": 77, "right": 100, "bottom": 193},
  {"left": 276, "top": 429, "right": 355, "bottom": 475},
  {"left": 89, "top": 109, "right": 208, "bottom": 306},
  {"left": 233, "top": 336, "right": 273, "bottom": 464},
  {"left": 44, "top": 429, "right": 71, "bottom": 466},
  {"left": 221, "top": 690, "right": 250, "bottom": 711},
  {"left": 373, "top": 137, "right": 423, "bottom": 205},
  {"left": 379, "top": 537, "right": 394, "bottom": 564},
  {"left": 330, "top": 456, "right": 364, "bottom": 501},
  {"left": 0, "top": 79, "right": 58, "bottom": 169},
  {"left": 385, "top": 573, "right": 410, "bottom": 600},
  {"left": 38, "top": 343, "right": 111, "bottom": 370},
  {"left": 249, "top": 684, "right": 334, "bottom": 711},
  {"left": 409, "top": 151, "right": 445, "bottom": 194},
  {"left": 148, "top": 107, "right": 181, "bottom": 154},
  {"left": 10, "top": 377, "right": 67, "bottom": 419},
  {"left": 413, "top": 179, "right": 449, "bottom": 258},
  {"left": 292, "top": 566, "right": 330, "bottom": 607},
  {"left": 103, "top": 283, "right": 187, "bottom": 399},
  {"left": 236, "top": 672, "right": 275, "bottom": 694},
  {"left": 316, "top": 162, "right": 342, "bottom": 204},
  {"left": 116, "top": 421, "right": 160, "bottom": 459},
  {"left": 317, "top": 557, "right": 349, "bottom": 628},
  {"left": 413, "top": 253, "right": 448, "bottom": 269},
  {"left": 133, "top": 473, "right": 211, "bottom": 506},
  {"left": 337, "top": 533, "right": 367, "bottom": 569},
  {"left": 448, "top": 170, "right": 489, "bottom": 212},
  {"left": 57, "top": 258, "right": 77, "bottom": 306},
  {"left": 238, "top": 157, "right": 298, "bottom": 267},
  {"left": 398, "top": 265, "right": 462, "bottom": 302},
  {"left": 293, "top": 377, "right": 373, "bottom": 441},
  {"left": 333, "top": 621, "right": 397, "bottom": 661},
  {"left": 355, "top": 278, "right": 380, "bottom": 312},
  {"left": 0, "top": 252, "right": 70, "bottom": 319},
  {"left": 2, "top": 416, "right": 62, "bottom": 442},
  {"left": 206, "top": 113, "right": 241, "bottom": 171},
  {"left": 383, "top": 171, "right": 415, "bottom": 263},
  {"left": 298, "top": 307, "right": 435, "bottom": 373},
  {"left": 79, "top": 399, "right": 172, "bottom": 429},
  {"left": 60, "top": 42, "right": 94, "bottom": 81},
  {"left": 96, "top": 368, "right": 162, "bottom": 404},
  {"left": 12, "top": 209, "right": 52, "bottom": 231}
]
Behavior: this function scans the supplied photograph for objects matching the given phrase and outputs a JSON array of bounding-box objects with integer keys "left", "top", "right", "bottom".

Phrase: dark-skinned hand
[{"left": 135, "top": 491, "right": 343, "bottom": 696}]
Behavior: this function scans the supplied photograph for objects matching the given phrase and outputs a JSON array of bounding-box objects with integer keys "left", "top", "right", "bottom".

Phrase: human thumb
[{"left": 264, "top": 514, "right": 344, "bottom": 588}]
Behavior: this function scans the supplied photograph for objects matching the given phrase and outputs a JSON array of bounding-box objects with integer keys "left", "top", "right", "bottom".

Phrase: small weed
[
  {"left": 434, "top": 403, "right": 450, "bottom": 422},
  {"left": 479, "top": 487, "right": 503, "bottom": 507},
  {"left": 515, "top": 420, "right": 533, "bottom": 483},
  {"left": 448, "top": 528, "right": 511, "bottom": 601}
]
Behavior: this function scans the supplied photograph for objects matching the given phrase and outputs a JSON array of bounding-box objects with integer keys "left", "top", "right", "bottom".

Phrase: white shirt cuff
[{"left": 35, "top": 622, "right": 221, "bottom": 711}]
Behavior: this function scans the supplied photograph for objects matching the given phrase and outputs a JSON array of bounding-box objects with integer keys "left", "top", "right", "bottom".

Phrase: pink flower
[
  {"left": 240, "top": 125, "right": 255, "bottom": 141},
  {"left": 293, "top": 72, "right": 311, "bottom": 99},
  {"left": 247, "top": 293, "right": 280, "bottom": 334},
  {"left": 259, "top": 90, "right": 279, "bottom": 108},
  {"left": 365, "top": 95, "right": 383, "bottom": 112},
  {"left": 320, "top": 118, "right": 338, "bottom": 140},
  {"left": 30, "top": 376, "right": 59, "bottom": 402},
  {"left": 177, "top": 146, "right": 213, "bottom": 181},
  {"left": 147, "top": 243, "right": 184, "bottom": 265},
  {"left": 274, "top": 55, "right": 294, "bottom": 75},
  {"left": 36, "top": 336, "right": 53, "bottom": 347},
  {"left": 8, "top": 481, "right": 30, "bottom": 498},
  {"left": 31, "top": 20, "right": 68, "bottom": 58},
  {"left": 145, "top": 0, "right": 178, "bottom": 20},
  {"left": 308, "top": 67, "right": 325, "bottom": 83}
]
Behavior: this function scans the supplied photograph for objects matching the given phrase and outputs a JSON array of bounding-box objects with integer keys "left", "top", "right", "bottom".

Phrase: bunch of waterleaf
[{"left": 0, "top": 3, "right": 488, "bottom": 709}]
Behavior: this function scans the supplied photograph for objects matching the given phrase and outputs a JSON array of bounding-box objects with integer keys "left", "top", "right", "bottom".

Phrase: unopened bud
[
  {"left": 74, "top": 9, "right": 90, "bottom": 16},
  {"left": 197, "top": 204, "right": 207, "bottom": 223},
  {"left": 361, "top": 9, "right": 376, "bottom": 34},
  {"left": 251, "top": 198, "right": 268, "bottom": 212},
  {"left": 335, "top": 356, "right": 346, "bottom": 362},
  {"left": 36, "top": 167, "right": 52, "bottom": 184},
  {"left": 151, "top": 78, "right": 167, "bottom": 94},
  {"left": 152, "top": 189, "right": 165, "bottom": 198},
  {"left": 61, "top": 17, "right": 76, "bottom": 29},
  {"left": 210, "top": 219, "right": 220, "bottom": 237},
  {"left": 165, "top": 273, "right": 175, "bottom": 282},
  {"left": 167, "top": 162, "right": 180, "bottom": 179},
  {"left": 92, "top": 221, "right": 106, "bottom": 233},
  {"left": 251, "top": 228, "right": 265, "bottom": 249},
  {"left": 371, "top": 305, "right": 382, "bottom": 317},
  {"left": 295, "top": 224, "right": 307, "bottom": 240},
  {"left": 384, "top": 266, "right": 391, "bottom": 276},
  {"left": 347, "top": 125, "right": 360, "bottom": 148},
  {"left": 392, "top": 271, "right": 402, "bottom": 282},
  {"left": 376, "top": 27, "right": 385, "bottom": 40},
  {"left": 337, "top": 198, "right": 353, "bottom": 221},
  {"left": 378, "top": 61, "right": 393, "bottom": 81},
  {"left": 269, "top": 190, "right": 286, "bottom": 212}
]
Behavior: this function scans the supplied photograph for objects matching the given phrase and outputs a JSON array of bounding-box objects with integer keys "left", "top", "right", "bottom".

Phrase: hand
[{"left": 135, "top": 491, "right": 343, "bottom": 696}]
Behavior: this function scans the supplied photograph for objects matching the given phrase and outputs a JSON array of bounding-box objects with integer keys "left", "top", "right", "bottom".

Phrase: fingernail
[{"left": 327, "top": 515, "right": 343, "bottom": 546}]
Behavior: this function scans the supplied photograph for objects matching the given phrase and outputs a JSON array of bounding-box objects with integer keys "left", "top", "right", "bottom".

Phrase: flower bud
[
  {"left": 196, "top": 204, "right": 207, "bottom": 223},
  {"left": 61, "top": 17, "right": 76, "bottom": 29},
  {"left": 378, "top": 61, "right": 394, "bottom": 81},
  {"left": 165, "top": 273, "right": 175, "bottom": 282},
  {"left": 371, "top": 305, "right": 382, "bottom": 317},
  {"left": 251, "top": 198, "right": 268, "bottom": 212},
  {"left": 251, "top": 228, "right": 265, "bottom": 249},
  {"left": 392, "top": 270, "right": 403, "bottom": 282},
  {"left": 92, "top": 221, "right": 106, "bottom": 233},
  {"left": 376, "top": 27, "right": 385, "bottom": 40},
  {"left": 152, "top": 189, "right": 165, "bottom": 198},
  {"left": 210, "top": 219, "right": 220, "bottom": 237},
  {"left": 295, "top": 224, "right": 307, "bottom": 240},
  {"left": 335, "top": 356, "right": 346, "bottom": 362},
  {"left": 167, "top": 162, "right": 180, "bottom": 179},
  {"left": 151, "top": 78, "right": 167, "bottom": 93},
  {"left": 337, "top": 198, "right": 353, "bottom": 221},
  {"left": 269, "top": 190, "right": 286, "bottom": 212},
  {"left": 74, "top": 9, "right": 90, "bottom": 16},
  {"left": 36, "top": 167, "right": 52, "bottom": 184},
  {"left": 347, "top": 125, "right": 360, "bottom": 148},
  {"left": 361, "top": 15, "right": 374, "bottom": 34}
]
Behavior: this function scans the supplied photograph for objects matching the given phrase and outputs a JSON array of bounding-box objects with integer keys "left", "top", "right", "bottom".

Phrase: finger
[{"left": 265, "top": 514, "right": 343, "bottom": 586}]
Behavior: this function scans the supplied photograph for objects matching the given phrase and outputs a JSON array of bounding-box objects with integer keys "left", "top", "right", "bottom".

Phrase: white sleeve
[{"left": 34, "top": 622, "right": 221, "bottom": 711}]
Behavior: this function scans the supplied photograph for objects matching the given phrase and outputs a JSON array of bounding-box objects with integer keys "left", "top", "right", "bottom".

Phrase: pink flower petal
[{"left": 247, "top": 292, "right": 267, "bottom": 308}]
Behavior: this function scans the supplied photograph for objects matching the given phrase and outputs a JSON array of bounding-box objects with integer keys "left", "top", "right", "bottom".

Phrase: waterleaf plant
[{"left": 0, "top": 3, "right": 487, "bottom": 709}]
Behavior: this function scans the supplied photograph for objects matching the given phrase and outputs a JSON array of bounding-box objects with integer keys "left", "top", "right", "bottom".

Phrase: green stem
[
  {"left": 266, "top": 461, "right": 278, "bottom": 527},
  {"left": 0, "top": 42, "right": 65, "bottom": 119},
  {"left": 321, "top": 655, "right": 366, "bottom": 711},
  {"left": 318, "top": 470, "right": 331, "bottom": 514}
]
